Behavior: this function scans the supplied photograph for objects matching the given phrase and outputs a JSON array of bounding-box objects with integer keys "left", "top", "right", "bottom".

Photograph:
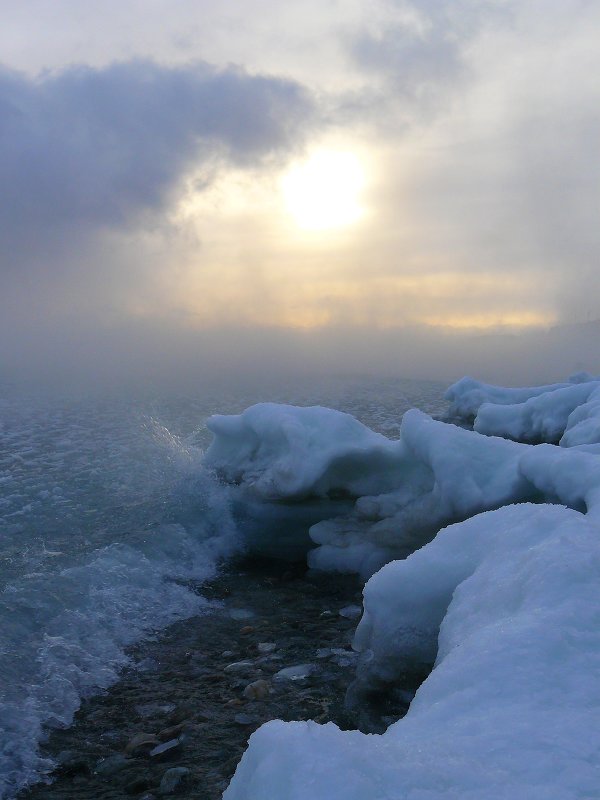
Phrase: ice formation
[
  {"left": 205, "top": 403, "right": 403, "bottom": 500},
  {"left": 211, "top": 373, "right": 600, "bottom": 800},
  {"left": 474, "top": 380, "right": 600, "bottom": 444},
  {"left": 308, "top": 409, "right": 538, "bottom": 578},
  {"left": 445, "top": 372, "right": 595, "bottom": 419},
  {"left": 225, "top": 504, "right": 600, "bottom": 800}
]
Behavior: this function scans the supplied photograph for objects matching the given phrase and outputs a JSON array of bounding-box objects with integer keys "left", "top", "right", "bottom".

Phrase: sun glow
[{"left": 281, "top": 150, "right": 365, "bottom": 230}]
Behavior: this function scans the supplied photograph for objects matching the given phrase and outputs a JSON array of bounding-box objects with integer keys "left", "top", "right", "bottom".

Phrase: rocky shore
[{"left": 18, "top": 558, "right": 415, "bottom": 800}]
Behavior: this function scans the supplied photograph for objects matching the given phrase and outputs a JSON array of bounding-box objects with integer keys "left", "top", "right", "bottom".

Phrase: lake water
[{"left": 0, "top": 375, "right": 447, "bottom": 797}]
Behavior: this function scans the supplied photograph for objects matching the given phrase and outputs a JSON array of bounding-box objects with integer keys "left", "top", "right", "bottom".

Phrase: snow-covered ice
[
  {"left": 445, "top": 372, "right": 596, "bottom": 419},
  {"left": 210, "top": 373, "right": 600, "bottom": 800},
  {"left": 225, "top": 504, "right": 600, "bottom": 800},
  {"left": 205, "top": 403, "right": 404, "bottom": 500},
  {"left": 308, "top": 409, "right": 538, "bottom": 578},
  {"left": 474, "top": 381, "right": 600, "bottom": 443}
]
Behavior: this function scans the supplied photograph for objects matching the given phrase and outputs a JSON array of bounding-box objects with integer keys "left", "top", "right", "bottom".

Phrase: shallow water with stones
[
  {"left": 1, "top": 376, "right": 447, "bottom": 797},
  {"left": 17, "top": 558, "right": 423, "bottom": 800}
]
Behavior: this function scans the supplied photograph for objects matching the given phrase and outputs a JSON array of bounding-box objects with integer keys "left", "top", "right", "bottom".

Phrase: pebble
[
  {"left": 125, "top": 732, "right": 160, "bottom": 755},
  {"left": 159, "top": 766, "right": 190, "bottom": 795},
  {"left": 158, "top": 721, "right": 191, "bottom": 741},
  {"left": 243, "top": 679, "right": 271, "bottom": 700},
  {"left": 339, "top": 605, "right": 362, "bottom": 620},
  {"left": 234, "top": 713, "right": 257, "bottom": 726},
  {"left": 224, "top": 660, "right": 255, "bottom": 674},
  {"left": 166, "top": 706, "right": 193, "bottom": 725},
  {"left": 221, "top": 650, "right": 235, "bottom": 658},
  {"left": 149, "top": 737, "right": 183, "bottom": 760},
  {"left": 273, "top": 664, "right": 316, "bottom": 682},
  {"left": 240, "top": 625, "right": 255, "bottom": 634},
  {"left": 329, "top": 647, "right": 359, "bottom": 666},
  {"left": 257, "top": 642, "right": 277, "bottom": 654},
  {"left": 94, "top": 754, "right": 130, "bottom": 776}
]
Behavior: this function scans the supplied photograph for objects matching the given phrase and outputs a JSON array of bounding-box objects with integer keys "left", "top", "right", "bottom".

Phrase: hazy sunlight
[{"left": 281, "top": 150, "right": 365, "bottom": 230}]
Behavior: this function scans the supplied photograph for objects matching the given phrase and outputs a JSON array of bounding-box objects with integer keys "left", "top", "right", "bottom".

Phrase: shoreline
[{"left": 17, "top": 557, "right": 413, "bottom": 800}]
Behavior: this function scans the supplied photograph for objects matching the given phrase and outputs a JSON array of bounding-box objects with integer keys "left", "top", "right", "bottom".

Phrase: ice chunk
[
  {"left": 560, "top": 383, "right": 600, "bottom": 447},
  {"left": 225, "top": 504, "right": 600, "bottom": 800},
  {"left": 309, "top": 410, "right": 537, "bottom": 578},
  {"left": 445, "top": 373, "right": 595, "bottom": 419},
  {"left": 204, "top": 403, "right": 404, "bottom": 500},
  {"left": 474, "top": 381, "right": 600, "bottom": 443},
  {"left": 519, "top": 445, "right": 600, "bottom": 520}
]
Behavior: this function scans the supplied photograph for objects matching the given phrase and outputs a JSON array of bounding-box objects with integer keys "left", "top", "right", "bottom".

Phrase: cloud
[
  {"left": 0, "top": 59, "right": 314, "bottom": 278},
  {"left": 344, "top": 0, "right": 510, "bottom": 126},
  {"left": 342, "top": 1, "right": 600, "bottom": 323}
]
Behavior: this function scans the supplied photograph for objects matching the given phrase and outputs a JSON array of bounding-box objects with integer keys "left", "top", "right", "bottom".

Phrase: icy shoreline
[
  {"left": 10, "top": 373, "right": 600, "bottom": 799},
  {"left": 206, "top": 374, "right": 600, "bottom": 799}
]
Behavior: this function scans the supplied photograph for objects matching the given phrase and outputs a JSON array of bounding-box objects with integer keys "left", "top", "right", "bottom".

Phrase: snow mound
[
  {"left": 519, "top": 445, "right": 600, "bottom": 520},
  {"left": 204, "top": 403, "right": 403, "bottom": 500},
  {"left": 225, "top": 504, "right": 600, "bottom": 800},
  {"left": 445, "top": 372, "right": 595, "bottom": 419},
  {"left": 474, "top": 380, "right": 600, "bottom": 443},
  {"left": 560, "top": 383, "right": 600, "bottom": 447},
  {"left": 308, "top": 409, "right": 537, "bottom": 578}
]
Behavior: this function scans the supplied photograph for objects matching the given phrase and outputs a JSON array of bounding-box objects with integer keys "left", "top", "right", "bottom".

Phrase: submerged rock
[
  {"left": 95, "top": 754, "right": 130, "bottom": 776},
  {"left": 125, "top": 732, "right": 160, "bottom": 755},
  {"left": 234, "top": 713, "right": 257, "bottom": 726},
  {"left": 159, "top": 767, "right": 190, "bottom": 795},
  {"left": 243, "top": 679, "right": 270, "bottom": 700},
  {"left": 224, "top": 660, "right": 255, "bottom": 674},
  {"left": 149, "top": 737, "right": 183, "bottom": 760},
  {"left": 273, "top": 664, "right": 316, "bottom": 682}
]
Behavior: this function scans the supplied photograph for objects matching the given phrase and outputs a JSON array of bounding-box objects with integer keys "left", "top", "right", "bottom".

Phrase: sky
[{"left": 1, "top": 0, "right": 600, "bottom": 387}]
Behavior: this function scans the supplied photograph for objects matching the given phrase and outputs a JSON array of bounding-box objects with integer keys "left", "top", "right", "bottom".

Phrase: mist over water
[{"left": 2, "top": 318, "right": 600, "bottom": 398}]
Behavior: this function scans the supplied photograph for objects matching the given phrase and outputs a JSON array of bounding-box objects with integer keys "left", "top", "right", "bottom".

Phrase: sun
[{"left": 281, "top": 150, "right": 366, "bottom": 230}]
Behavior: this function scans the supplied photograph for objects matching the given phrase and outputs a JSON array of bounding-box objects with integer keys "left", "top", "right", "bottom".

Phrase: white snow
[{"left": 225, "top": 504, "right": 600, "bottom": 800}]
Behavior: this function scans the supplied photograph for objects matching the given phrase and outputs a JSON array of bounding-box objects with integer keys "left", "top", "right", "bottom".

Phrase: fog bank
[{"left": 2, "top": 319, "right": 598, "bottom": 396}]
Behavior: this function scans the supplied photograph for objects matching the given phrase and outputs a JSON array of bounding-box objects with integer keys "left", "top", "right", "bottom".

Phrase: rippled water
[{"left": 0, "top": 376, "right": 447, "bottom": 797}]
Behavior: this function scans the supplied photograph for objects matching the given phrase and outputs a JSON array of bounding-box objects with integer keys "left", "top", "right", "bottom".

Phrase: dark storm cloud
[{"left": 0, "top": 59, "right": 313, "bottom": 274}]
